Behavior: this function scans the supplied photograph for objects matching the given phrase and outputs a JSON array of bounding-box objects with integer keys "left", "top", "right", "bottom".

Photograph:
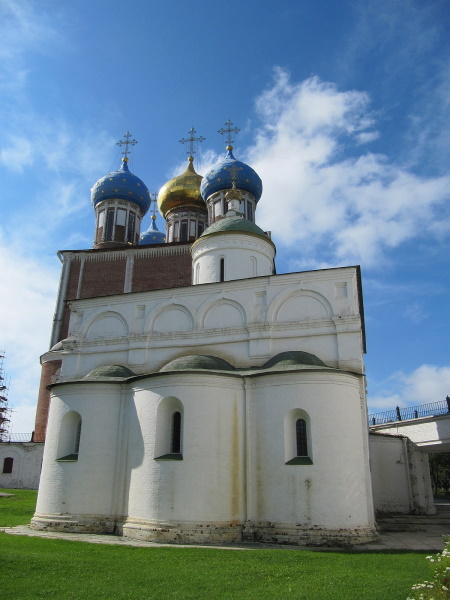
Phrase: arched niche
[
  {"left": 84, "top": 311, "right": 128, "bottom": 340},
  {"left": 154, "top": 396, "right": 184, "bottom": 460},
  {"left": 151, "top": 305, "right": 194, "bottom": 333},
  {"left": 284, "top": 408, "right": 313, "bottom": 465},
  {"left": 201, "top": 299, "right": 246, "bottom": 330},
  {"left": 269, "top": 290, "right": 332, "bottom": 324}
]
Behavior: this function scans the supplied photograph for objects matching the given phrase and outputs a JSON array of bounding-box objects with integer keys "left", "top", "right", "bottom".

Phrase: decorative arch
[
  {"left": 284, "top": 408, "right": 313, "bottom": 465},
  {"left": 267, "top": 289, "right": 333, "bottom": 324},
  {"left": 83, "top": 311, "right": 129, "bottom": 340},
  {"left": 149, "top": 304, "right": 195, "bottom": 334},
  {"left": 154, "top": 396, "right": 184, "bottom": 460},
  {"left": 199, "top": 298, "right": 247, "bottom": 330}
]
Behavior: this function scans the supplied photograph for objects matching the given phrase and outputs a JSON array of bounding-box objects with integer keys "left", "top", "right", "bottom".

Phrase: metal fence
[
  {"left": 369, "top": 397, "right": 450, "bottom": 426},
  {"left": 0, "top": 433, "right": 33, "bottom": 442}
]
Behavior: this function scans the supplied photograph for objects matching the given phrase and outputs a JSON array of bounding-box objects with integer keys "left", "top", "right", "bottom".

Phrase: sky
[{"left": 0, "top": 0, "right": 449, "bottom": 433}]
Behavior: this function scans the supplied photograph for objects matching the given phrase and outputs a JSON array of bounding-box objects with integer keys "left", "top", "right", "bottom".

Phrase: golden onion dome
[{"left": 157, "top": 157, "right": 205, "bottom": 218}]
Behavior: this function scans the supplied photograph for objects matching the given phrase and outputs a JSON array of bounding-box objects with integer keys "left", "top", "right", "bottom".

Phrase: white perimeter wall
[
  {"left": 369, "top": 433, "right": 435, "bottom": 515},
  {"left": 0, "top": 443, "right": 44, "bottom": 489}
]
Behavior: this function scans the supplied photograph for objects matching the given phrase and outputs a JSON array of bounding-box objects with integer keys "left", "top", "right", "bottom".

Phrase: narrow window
[
  {"left": 171, "top": 412, "right": 181, "bottom": 454},
  {"left": 247, "top": 202, "right": 253, "bottom": 222},
  {"left": 214, "top": 200, "right": 222, "bottom": 220},
  {"left": 220, "top": 257, "right": 225, "bottom": 282},
  {"left": 105, "top": 208, "right": 115, "bottom": 241},
  {"left": 174, "top": 221, "right": 180, "bottom": 241},
  {"left": 127, "top": 212, "right": 136, "bottom": 243},
  {"left": 116, "top": 208, "right": 127, "bottom": 226},
  {"left": 296, "top": 419, "right": 308, "bottom": 457},
  {"left": 197, "top": 222, "right": 204, "bottom": 237},
  {"left": 2, "top": 457, "right": 13, "bottom": 474},
  {"left": 74, "top": 419, "right": 82, "bottom": 455},
  {"left": 180, "top": 220, "right": 188, "bottom": 242}
]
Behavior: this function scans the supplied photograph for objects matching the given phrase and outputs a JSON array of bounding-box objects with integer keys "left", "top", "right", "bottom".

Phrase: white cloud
[
  {"left": 0, "top": 242, "right": 60, "bottom": 433},
  {"left": 368, "top": 365, "right": 450, "bottom": 413},
  {"left": 246, "top": 69, "right": 450, "bottom": 268},
  {"left": 0, "top": 135, "right": 34, "bottom": 171}
]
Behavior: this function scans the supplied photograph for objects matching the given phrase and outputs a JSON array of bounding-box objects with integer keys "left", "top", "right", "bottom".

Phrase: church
[{"left": 28, "top": 126, "right": 434, "bottom": 546}]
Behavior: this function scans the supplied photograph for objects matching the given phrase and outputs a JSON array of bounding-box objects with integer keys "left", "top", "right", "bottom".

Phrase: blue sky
[{"left": 1, "top": 0, "right": 449, "bottom": 432}]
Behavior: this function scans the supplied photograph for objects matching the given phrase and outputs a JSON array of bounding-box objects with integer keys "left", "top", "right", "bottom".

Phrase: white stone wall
[
  {"left": 246, "top": 371, "right": 375, "bottom": 542},
  {"left": 0, "top": 442, "right": 44, "bottom": 489},
  {"left": 51, "top": 267, "right": 365, "bottom": 379},
  {"left": 369, "top": 433, "right": 435, "bottom": 515},
  {"left": 33, "top": 367, "right": 377, "bottom": 544},
  {"left": 33, "top": 383, "right": 124, "bottom": 531}
]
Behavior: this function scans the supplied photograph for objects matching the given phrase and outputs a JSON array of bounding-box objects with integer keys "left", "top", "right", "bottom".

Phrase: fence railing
[
  {"left": 369, "top": 397, "right": 450, "bottom": 426},
  {"left": 0, "top": 433, "right": 33, "bottom": 442}
]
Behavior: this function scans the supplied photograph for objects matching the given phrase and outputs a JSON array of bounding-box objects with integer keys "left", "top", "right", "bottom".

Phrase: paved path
[{"left": 0, "top": 524, "right": 447, "bottom": 552}]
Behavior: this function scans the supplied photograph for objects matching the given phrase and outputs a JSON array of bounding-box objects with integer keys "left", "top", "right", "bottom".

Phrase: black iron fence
[{"left": 369, "top": 397, "right": 450, "bottom": 426}]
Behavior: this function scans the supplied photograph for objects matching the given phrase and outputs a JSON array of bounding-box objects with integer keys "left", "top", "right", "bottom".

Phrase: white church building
[{"left": 28, "top": 129, "right": 434, "bottom": 545}]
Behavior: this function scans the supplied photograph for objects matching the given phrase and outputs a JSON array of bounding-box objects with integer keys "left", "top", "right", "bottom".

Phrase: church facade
[{"left": 29, "top": 130, "right": 433, "bottom": 545}]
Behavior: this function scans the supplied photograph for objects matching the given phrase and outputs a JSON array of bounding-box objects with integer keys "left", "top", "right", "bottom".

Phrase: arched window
[
  {"left": 296, "top": 419, "right": 308, "bottom": 457},
  {"left": 154, "top": 397, "right": 183, "bottom": 460},
  {"left": 2, "top": 457, "right": 13, "bottom": 474},
  {"left": 171, "top": 412, "right": 181, "bottom": 454},
  {"left": 220, "top": 257, "right": 225, "bottom": 282},
  {"left": 284, "top": 409, "right": 312, "bottom": 465},
  {"left": 57, "top": 411, "right": 82, "bottom": 462}
]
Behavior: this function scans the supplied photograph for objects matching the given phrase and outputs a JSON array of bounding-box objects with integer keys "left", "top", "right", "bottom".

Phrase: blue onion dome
[
  {"left": 200, "top": 215, "right": 270, "bottom": 240},
  {"left": 91, "top": 157, "right": 151, "bottom": 214},
  {"left": 157, "top": 157, "right": 205, "bottom": 218},
  {"left": 139, "top": 215, "right": 166, "bottom": 245},
  {"left": 200, "top": 145, "right": 262, "bottom": 202}
]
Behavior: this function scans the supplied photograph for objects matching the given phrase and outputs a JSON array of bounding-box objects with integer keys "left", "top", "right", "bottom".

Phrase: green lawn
[{"left": 0, "top": 488, "right": 430, "bottom": 600}]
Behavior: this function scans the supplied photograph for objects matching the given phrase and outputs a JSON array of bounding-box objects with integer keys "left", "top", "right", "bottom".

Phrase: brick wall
[
  {"left": 34, "top": 359, "right": 62, "bottom": 442},
  {"left": 133, "top": 252, "right": 191, "bottom": 292}
]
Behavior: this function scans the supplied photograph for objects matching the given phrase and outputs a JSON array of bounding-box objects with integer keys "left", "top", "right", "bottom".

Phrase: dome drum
[
  {"left": 207, "top": 190, "right": 256, "bottom": 224},
  {"left": 94, "top": 199, "right": 144, "bottom": 249},
  {"left": 166, "top": 209, "right": 207, "bottom": 243}
]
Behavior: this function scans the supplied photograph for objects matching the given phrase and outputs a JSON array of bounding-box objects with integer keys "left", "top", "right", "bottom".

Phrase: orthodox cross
[
  {"left": 179, "top": 127, "right": 205, "bottom": 157},
  {"left": 150, "top": 192, "right": 158, "bottom": 218},
  {"left": 116, "top": 132, "right": 138, "bottom": 158},
  {"left": 218, "top": 120, "right": 240, "bottom": 145}
]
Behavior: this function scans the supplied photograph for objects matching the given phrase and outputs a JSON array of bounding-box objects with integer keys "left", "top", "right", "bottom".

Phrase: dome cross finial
[
  {"left": 218, "top": 119, "right": 240, "bottom": 147},
  {"left": 116, "top": 132, "right": 138, "bottom": 159},
  {"left": 150, "top": 192, "right": 158, "bottom": 219},
  {"left": 179, "top": 127, "right": 205, "bottom": 158}
]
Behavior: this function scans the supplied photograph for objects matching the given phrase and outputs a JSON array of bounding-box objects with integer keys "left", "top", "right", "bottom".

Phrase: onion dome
[
  {"left": 200, "top": 215, "right": 270, "bottom": 240},
  {"left": 91, "top": 157, "right": 151, "bottom": 214},
  {"left": 139, "top": 215, "right": 166, "bottom": 245},
  {"left": 157, "top": 157, "right": 204, "bottom": 218},
  {"left": 200, "top": 146, "right": 262, "bottom": 201}
]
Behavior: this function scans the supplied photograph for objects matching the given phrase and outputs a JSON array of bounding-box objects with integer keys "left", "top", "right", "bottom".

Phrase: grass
[
  {"left": 0, "top": 488, "right": 39, "bottom": 526},
  {"left": 0, "top": 488, "right": 432, "bottom": 600}
]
